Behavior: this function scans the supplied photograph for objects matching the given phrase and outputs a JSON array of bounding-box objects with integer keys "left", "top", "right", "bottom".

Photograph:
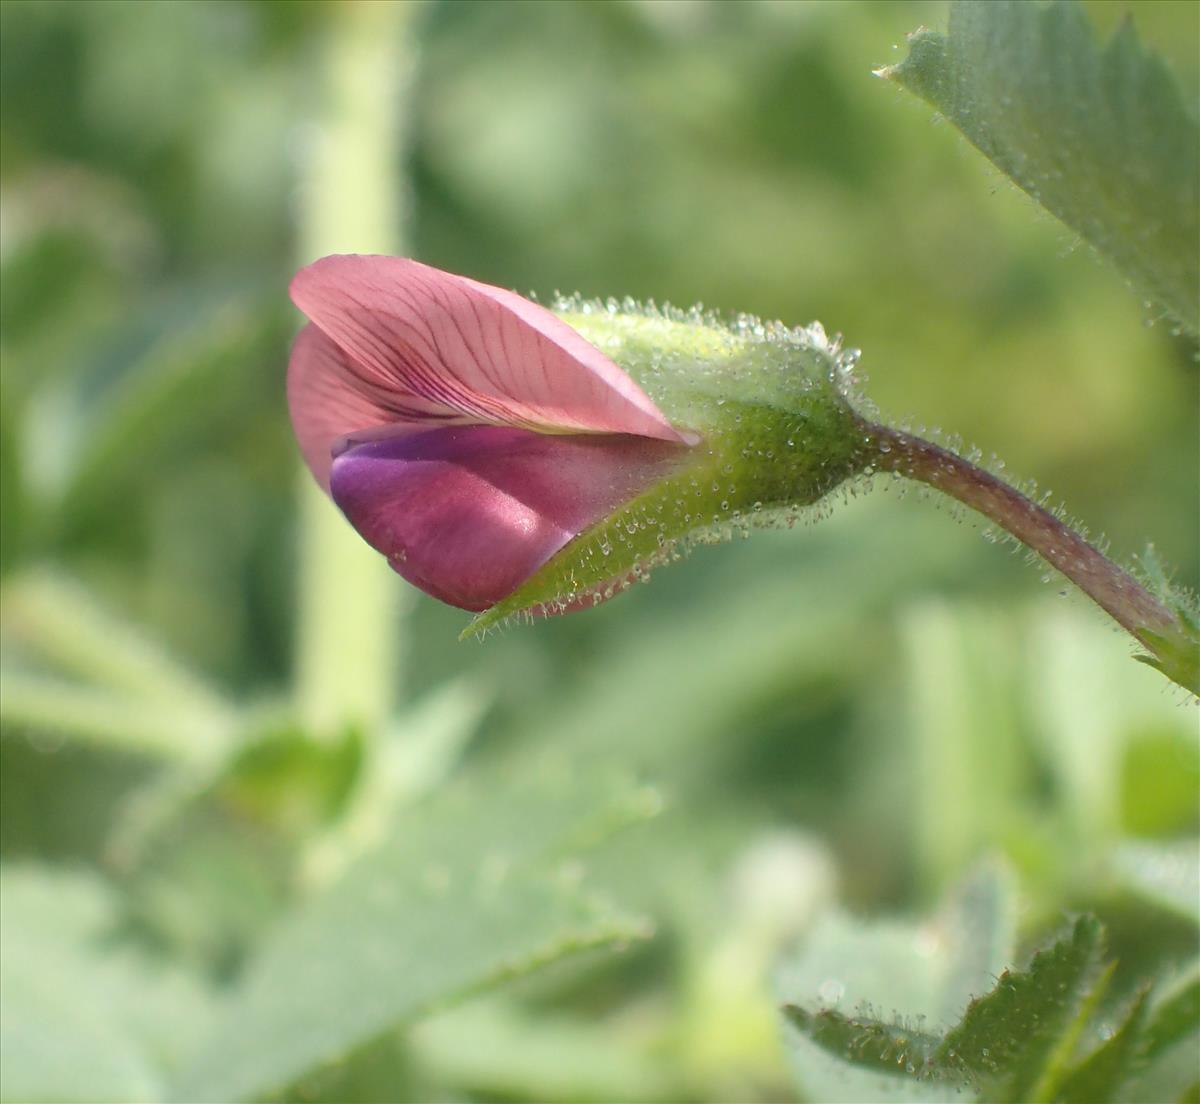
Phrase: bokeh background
[{"left": 1, "top": 2, "right": 1197, "bottom": 1101}]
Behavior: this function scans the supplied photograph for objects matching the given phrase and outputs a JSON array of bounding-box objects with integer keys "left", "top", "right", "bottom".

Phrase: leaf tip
[{"left": 782, "top": 1003, "right": 811, "bottom": 1029}]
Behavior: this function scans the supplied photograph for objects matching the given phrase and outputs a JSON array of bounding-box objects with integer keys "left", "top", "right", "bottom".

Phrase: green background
[{"left": 1, "top": 2, "right": 1196, "bottom": 1101}]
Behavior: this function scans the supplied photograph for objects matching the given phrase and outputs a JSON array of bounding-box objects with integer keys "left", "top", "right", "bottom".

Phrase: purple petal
[{"left": 329, "top": 424, "right": 686, "bottom": 611}]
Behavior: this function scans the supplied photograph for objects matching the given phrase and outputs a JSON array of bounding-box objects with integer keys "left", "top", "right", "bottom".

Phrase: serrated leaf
[
  {"left": 781, "top": 888, "right": 1198, "bottom": 1104},
  {"left": 168, "top": 762, "right": 660, "bottom": 1103},
  {"left": 782, "top": 1005, "right": 942, "bottom": 1080},
  {"left": 0, "top": 867, "right": 217, "bottom": 1104},
  {"left": 779, "top": 863, "right": 1017, "bottom": 1103},
  {"left": 883, "top": 0, "right": 1200, "bottom": 334},
  {"left": 933, "top": 915, "right": 1107, "bottom": 1101}
]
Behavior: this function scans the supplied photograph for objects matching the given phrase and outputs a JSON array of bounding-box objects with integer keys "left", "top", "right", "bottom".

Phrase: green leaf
[
  {"left": 781, "top": 879, "right": 1153, "bottom": 1104},
  {"left": 782, "top": 1005, "right": 942, "bottom": 1081},
  {"left": 934, "top": 915, "right": 1107, "bottom": 1100},
  {"left": 0, "top": 867, "right": 217, "bottom": 1104},
  {"left": 782, "top": 893, "right": 1198, "bottom": 1104},
  {"left": 779, "top": 863, "right": 1016, "bottom": 1103},
  {"left": 168, "top": 762, "right": 661, "bottom": 1103},
  {"left": 1137, "top": 546, "right": 1200, "bottom": 645},
  {"left": 1131, "top": 542, "right": 1200, "bottom": 696},
  {"left": 1133, "top": 628, "right": 1200, "bottom": 699},
  {"left": 882, "top": 0, "right": 1200, "bottom": 335}
]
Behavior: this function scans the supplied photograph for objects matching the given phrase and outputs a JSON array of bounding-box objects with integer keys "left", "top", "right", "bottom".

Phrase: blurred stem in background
[{"left": 294, "top": 1, "right": 419, "bottom": 740}]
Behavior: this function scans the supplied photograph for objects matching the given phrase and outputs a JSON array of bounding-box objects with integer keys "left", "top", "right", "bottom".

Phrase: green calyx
[{"left": 463, "top": 301, "right": 871, "bottom": 636}]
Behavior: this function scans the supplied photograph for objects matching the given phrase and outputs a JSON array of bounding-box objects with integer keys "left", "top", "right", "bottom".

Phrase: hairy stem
[{"left": 863, "top": 422, "right": 1179, "bottom": 647}]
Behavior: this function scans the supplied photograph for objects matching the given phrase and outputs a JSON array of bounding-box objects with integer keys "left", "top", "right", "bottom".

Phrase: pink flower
[{"left": 287, "top": 255, "right": 697, "bottom": 612}]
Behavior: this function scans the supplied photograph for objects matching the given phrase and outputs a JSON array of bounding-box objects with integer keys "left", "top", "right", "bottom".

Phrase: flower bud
[
  {"left": 471, "top": 299, "right": 869, "bottom": 631},
  {"left": 286, "top": 256, "right": 869, "bottom": 633}
]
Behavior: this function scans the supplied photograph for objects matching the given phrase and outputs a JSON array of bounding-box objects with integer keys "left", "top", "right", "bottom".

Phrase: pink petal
[
  {"left": 289, "top": 255, "right": 687, "bottom": 453},
  {"left": 329, "top": 424, "right": 686, "bottom": 611},
  {"left": 287, "top": 323, "right": 471, "bottom": 490}
]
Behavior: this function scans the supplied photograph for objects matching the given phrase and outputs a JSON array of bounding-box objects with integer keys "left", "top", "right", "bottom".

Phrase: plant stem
[
  {"left": 294, "top": 2, "right": 419, "bottom": 740},
  {"left": 862, "top": 422, "right": 1179, "bottom": 646}
]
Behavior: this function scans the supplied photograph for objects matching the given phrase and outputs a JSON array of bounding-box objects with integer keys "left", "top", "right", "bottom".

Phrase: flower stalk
[
  {"left": 282, "top": 239, "right": 1196, "bottom": 694},
  {"left": 861, "top": 421, "right": 1198, "bottom": 693}
]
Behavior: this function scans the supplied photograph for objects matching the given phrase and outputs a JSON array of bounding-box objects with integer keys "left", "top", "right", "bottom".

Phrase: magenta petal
[
  {"left": 290, "top": 255, "right": 687, "bottom": 445},
  {"left": 329, "top": 425, "right": 686, "bottom": 611}
]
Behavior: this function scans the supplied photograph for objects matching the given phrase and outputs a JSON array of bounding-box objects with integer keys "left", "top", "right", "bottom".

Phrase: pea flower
[{"left": 288, "top": 255, "right": 868, "bottom": 632}]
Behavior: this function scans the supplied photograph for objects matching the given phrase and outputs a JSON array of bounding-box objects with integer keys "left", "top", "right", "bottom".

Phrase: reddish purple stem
[{"left": 864, "top": 423, "right": 1178, "bottom": 643}]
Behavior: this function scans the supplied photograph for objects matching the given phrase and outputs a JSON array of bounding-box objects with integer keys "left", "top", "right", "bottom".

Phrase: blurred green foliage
[{"left": 0, "top": 1, "right": 1196, "bottom": 1101}]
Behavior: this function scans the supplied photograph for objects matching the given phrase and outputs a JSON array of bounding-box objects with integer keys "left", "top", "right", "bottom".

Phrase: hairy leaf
[
  {"left": 782, "top": 902, "right": 1198, "bottom": 1104},
  {"left": 882, "top": 0, "right": 1200, "bottom": 334},
  {"left": 782, "top": 912, "right": 1102, "bottom": 1099},
  {"left": 933, "top": 915, "right": 1107, "bottom": 1099},
  {"left": 783, "top": 1005, "right": 942, "bottom": 1080},
  {"left": 779, "top": 863, "right": 1016, "bottom": 1103},
  {"left": 168, "top": 763, "right": 660, "bottom": 1103}
]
